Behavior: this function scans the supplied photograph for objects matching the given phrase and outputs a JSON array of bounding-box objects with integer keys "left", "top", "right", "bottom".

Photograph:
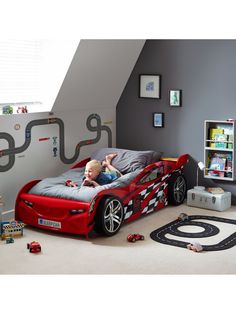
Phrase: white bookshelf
[{"left": 204, "top": 120, "right": 236, "bottom": 181}]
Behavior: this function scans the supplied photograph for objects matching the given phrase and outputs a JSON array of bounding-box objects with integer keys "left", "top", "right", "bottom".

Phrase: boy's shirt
[{"left": 95, "top": 171, "right": 118, "bottom": 185}]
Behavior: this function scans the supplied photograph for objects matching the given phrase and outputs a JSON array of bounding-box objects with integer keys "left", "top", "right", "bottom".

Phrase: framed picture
[
  {"left": 139, "top": 74, "right": 161, "bottom": 99},
  {"left": 153, "top": 112, "right": 164, "bottom": 128},
  {"left": 169, "top": 90, "right": 182, "bottom": 107}
]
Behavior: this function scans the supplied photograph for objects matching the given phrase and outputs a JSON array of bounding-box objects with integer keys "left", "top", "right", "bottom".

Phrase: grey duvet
[{"left": 29, "top": 167, "right": 141, "bottom": 203}]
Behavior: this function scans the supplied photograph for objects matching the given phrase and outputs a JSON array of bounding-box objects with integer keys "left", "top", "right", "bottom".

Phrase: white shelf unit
[{"left": 204, "top": 120, "right": 236, "bottom": 181}]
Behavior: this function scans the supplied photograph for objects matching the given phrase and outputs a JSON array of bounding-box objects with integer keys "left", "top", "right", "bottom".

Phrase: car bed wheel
[
  {"left": 168, "top": 174, "right": 186, "bottom": 205},
  {"left": 95, "top": 197, "right": 124, "bottom": 236}
]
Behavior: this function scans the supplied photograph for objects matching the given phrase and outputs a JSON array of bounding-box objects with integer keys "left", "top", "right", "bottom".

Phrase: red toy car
[
  {"left": 65, "top": 180, "right": 77, "bottom": 187},
  {"left": 127, "top": 233, "right": 145, "bottom": 242},
  {"left": 27, "top": 241, "right": 41, "bottom": 253},
  {"left": 15, "top": 148, "right": 188, "bottom": 237}
]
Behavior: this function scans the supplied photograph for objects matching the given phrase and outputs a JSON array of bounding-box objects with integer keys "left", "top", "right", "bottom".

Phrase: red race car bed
[{"left": 15, "top": 148, "right": 189, "bottom": 237}]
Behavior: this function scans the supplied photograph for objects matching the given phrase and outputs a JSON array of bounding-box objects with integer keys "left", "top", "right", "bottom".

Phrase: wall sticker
[{"left": 0, "top": 113, "right": 112, "bottom": 172}]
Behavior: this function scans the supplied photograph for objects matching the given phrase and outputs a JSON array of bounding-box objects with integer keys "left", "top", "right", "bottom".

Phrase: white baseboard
[{"left": 1, "top": 209, "right": 15, "bottom": 222}]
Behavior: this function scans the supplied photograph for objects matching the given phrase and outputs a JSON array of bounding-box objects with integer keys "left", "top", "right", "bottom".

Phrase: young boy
[{"left": 83, "top": 153, "right": 122, "bottom": 187}]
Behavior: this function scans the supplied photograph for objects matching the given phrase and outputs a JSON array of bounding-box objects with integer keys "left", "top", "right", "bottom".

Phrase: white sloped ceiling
[{"left": 52, "top": 39, "right": 145, "bottom": 111}]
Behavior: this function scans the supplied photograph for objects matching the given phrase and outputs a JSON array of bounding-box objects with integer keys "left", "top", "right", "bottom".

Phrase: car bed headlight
[{"left": 89, "top": 198, "right": 96, "bottom": 214}]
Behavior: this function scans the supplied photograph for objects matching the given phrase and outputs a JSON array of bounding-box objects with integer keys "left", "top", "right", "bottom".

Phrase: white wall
[
  {"left": 0, "top": 108, "right": 115, "bottom": 211},
  {"left": 0, "top": 39, "right": 144, "bottom": 214}
]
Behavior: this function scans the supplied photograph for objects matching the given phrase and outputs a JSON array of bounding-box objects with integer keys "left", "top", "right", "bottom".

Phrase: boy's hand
[
  {"left": 83, "top": 178, "right": 93, "bottom": 186},
  {"left": 83, "top": 179, "right": 99, "bottom": 187}
]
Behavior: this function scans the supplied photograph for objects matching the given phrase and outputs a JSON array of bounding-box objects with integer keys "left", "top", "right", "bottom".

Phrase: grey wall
[{"left": 117, "top": 40, "right": 236, "bottom": 203}]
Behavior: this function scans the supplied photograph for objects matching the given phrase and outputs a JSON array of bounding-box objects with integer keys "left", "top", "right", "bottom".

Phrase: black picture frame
[
  {"left": 153, "top": 112, "right": 164, "bottom": 128},
  {"left": 139, "top": 74, "right": 161, "bottom": 99},
  {"left": 169, "top": 89, "right": 182, "bottom": 107}
]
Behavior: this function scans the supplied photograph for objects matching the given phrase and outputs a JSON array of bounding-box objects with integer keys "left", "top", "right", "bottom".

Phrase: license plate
[{"left": 38, "top": 218, "right": 61, "bottom": 229}]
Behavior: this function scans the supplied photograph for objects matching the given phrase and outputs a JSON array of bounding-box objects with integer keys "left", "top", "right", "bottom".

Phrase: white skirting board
[{"left": 0, "top": 209, "right": 15, "bottom": 222}]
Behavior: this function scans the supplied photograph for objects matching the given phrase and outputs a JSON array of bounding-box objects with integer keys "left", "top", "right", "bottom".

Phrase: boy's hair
[{"left": 86, "top": 160, "right": 102, "bottom": 172}]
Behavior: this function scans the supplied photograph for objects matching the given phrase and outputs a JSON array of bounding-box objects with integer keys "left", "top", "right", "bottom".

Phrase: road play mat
[{"left": 150, "top": 215, "right": 236, "bottom": 251}]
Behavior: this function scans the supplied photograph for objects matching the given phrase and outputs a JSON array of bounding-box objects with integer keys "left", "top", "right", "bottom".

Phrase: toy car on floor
[
  {"left": 5, "top": 237, "right": 14, "bottom": 244},
  {"left": 15, "top": 148, "right": 188, "bottom": 237},
  {"left": 27, "top": 241, "right": 41, "bottom": 253},
  {"left": 178, "top": 213, "right": 189, "bottom": 221},
  {"left": 187, "top": 241, "right": 203, "bottom": 252},
  {"left": 127, "top": 233, "right": 145, "bottom": 242}
]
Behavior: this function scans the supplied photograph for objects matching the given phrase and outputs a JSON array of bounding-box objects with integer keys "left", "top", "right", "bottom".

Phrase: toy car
[
  {"left": 5, "top": 237, "right": 14, "bottom": 244},
  {"left": 15, "top": 148, "right": 188, "bottom": 237},
  {"left": 127, "top": 233, "right": 145, "bottom": 242},
  {"left": 65, "top": 180, "right": 77, "bottom": 187},
  {"left": 27, "top": 241, "right": 41, "bottom": 253},
  {"left": 178, "top": 213, "right": 189, "bottom": 221},
  {"left": 187, "top": 242, "right": 203, "bottom": 252}
]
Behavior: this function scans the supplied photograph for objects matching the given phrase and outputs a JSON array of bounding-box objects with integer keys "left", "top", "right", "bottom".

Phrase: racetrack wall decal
[{"left": 0, "top": 113, "right": 112, "bottom": 172}]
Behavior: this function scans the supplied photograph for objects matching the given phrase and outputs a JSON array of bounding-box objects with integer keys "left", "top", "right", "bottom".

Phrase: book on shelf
[
  {"left": 208, "top": 156, "right": 226, "bottom": 177},
  {"left": 209, "top": 156, "right": 226, "bottom": 171},
  {"left": 209, "top": 128, "right": 223, "bottom": 140},
  {"left": 216, "top": 124, "right": 233, "bottom": 135},
  {"left": 207, "top": 152, "right": 233, "bottom": 177},
  {"left": 207, "top": 187, "right": 225, "bottom": 194},
  {"left": 214, "top": 133, "right": 228, "bottom": 142}
]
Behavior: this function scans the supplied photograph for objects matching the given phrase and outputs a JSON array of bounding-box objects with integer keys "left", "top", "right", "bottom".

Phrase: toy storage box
[{"left": 187, "top": 189, "right": 231, "bottom": 211}]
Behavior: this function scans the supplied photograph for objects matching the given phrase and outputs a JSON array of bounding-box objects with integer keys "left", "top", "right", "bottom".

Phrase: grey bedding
[
  {"left": 28, "top": 148, "right": 162, "bottom": 203},
  {"left": 29, "top": 167, "right": 141, "bottom": 203}
]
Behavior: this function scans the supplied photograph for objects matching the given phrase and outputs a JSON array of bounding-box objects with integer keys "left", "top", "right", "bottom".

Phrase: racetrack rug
[{"left": 150, "top": 215, "right": 236, "bottom": 251}]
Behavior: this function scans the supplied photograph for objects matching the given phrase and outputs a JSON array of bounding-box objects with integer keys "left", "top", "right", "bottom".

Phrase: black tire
[
  {"left": 168, "top": 174, "right": 187, "bottom": 205},
  {"left": 94, "top": 197, "right": 124, "bottom": 236}
]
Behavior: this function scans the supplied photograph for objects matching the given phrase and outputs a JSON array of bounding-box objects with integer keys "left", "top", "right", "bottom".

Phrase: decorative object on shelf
[
  {"left": 195, "top": 161, "right": 205, "bottom": 190},
  {"left": 153, "top": 112, "right": 164, "bottom": 128},
  {"left": 169, "top": 90, "right": 182, "bottom": 107},
  {"left": 139, "top": 74, "right": 161, "bottom": 99},
  {"left": 2, "top": 105, "right": 13, "bottom": 114},
  {"left": 17, "top": 105, "right": 28, "bottom": 113}
]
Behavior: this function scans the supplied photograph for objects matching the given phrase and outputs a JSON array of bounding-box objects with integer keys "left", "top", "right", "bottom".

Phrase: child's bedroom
[
  {"left": 2, "top": 39, "right": 236, "bottom": 275},
  {"left": 1, "top": 1, "right": 236, "bottom": 313}
]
